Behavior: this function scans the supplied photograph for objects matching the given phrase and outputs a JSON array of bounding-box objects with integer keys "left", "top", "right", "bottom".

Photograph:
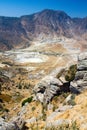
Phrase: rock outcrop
[
  {"left": 0, "top": 117, "right": 18, "bottom": 130},
  {"left": 0, "top": 116, "right": 25, "bottom": 130},
  {"left": 70, "top": 52, "right": 87, "bottom": 93},
  {"left": 33, "top": 75, "right": 70, "bottom": 104}
]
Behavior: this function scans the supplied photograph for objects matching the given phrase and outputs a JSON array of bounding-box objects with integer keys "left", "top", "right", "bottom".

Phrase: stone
[
  {"left": 36, "top": 93, "right": 44, "bottom": 103},
  {"left": 75, "top": 71, "right": 87, "bottom": 80},
  {"left": 59, "top": 76, "right": 68, "bottom": 84},
  {"left": 55, "top": 105, "right": 73, "bottom": 112},
  {"left": 34, "top": 75, "right": 69, "bottom": 104},
  {"left": 46, "top": 119, "right": 69, "bottom": 128},
  {"left": 26, "top": 117, "right": 36, "bottom": 124},
  {"left": 78, "top": 52, "right": 87, "bottom": 61},
  {"left": 70, "top": 52, "right": 87, "bottom": 93},
  {"left": 64, "top": 94, "right": 73, "bottom": 104},
  {"left": 77, "top": 60, "right": 87, "bottom": 71},
  {"left": 0, "top": 117, "right": 19, "bottom": 130}
]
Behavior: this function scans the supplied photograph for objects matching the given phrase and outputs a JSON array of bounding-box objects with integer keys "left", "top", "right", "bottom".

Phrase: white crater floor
[
  {"left": 15, "top": 53, "right": 48, "bottom": 63},
  {"left": 4, "top": 49, "right": 48, "bottom": 64},
  {"left": 16, "top": 57, "right": 45, "bottom": 63}
]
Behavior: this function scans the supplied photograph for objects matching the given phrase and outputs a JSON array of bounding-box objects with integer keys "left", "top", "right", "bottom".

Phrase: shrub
[
  {"left": 23, "top": 83, "right": 30, "bottom": 89},
  {"left": 65, "top": 65, "right": 77, "bottom": 82},
  {"left": 68, "top": 100, "right": 76, "bottom": 106},
  {"left": 41, "top": 102, "right": 47, "bottom": 121},
  {"left": 16, "top": 82, "right": 22, "bottom": 89},
  {"left": 18, "top": 83, "right": 22, "bottom": 89},
  {"left": 67, "top": 94, "right": 76, "bottom": 106},
  {"left": 22, "top": 96, "right": 33, "bottom": 106},
  {"left": 32, "top": 106, "right": 36, "bottom": 111}
]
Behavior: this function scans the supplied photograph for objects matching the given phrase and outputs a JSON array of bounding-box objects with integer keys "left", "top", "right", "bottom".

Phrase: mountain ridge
[{"left": 0, "top": 9, "right": 87, "bottom": 51}]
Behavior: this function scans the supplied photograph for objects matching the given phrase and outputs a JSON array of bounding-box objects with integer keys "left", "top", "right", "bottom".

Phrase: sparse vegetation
[
  {"left": 22, "top": 96, "right": 33, "bottom": 106},
  {"left": 17, "top": 82, "right": 22, "bottom": 89},
  {"left": 56, "top": 64, "right": 77, "bottom": 83},
  {"left": 0, "top": 94, "right": 11, "bottom": 102},
  {"left": 32, "top": 106, "right": 36, "bottom": 111},
  {"left": 41, "top": 102, "right": 47, "bottom": 121},
  {"left": 67, "top": 94, "right": 76, "bottom": 106},
  {"left": 0, "top": 37, "right": 85, "bottom": 130},
  {"left": 0, "top": 103, "right": 9, "bottom": 114},
  {"left": 52, "top": 92, "right": 70, "bottom": 111}
]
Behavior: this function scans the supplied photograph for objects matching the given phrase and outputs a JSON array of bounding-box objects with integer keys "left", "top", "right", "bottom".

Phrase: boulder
[
  {"left": 70, "top": 52, "right": 87, "bottom": 93},
  {"left": 0, "top": 117, "right": 19, "bottom": 130},
  {"left": 34, "top": 75, "right": 70, "bottom": 104},
  {"left": 0, "top": 116, "right": 25, "bottom": 130},
  {"left": 77, "top": 60, "right": 87, "bottom": 71},
  {"left": 26, "top": 117, "right": 36, "bottom": 124},
  {"left": 46, "top": 119, "right": 69, "bottom": 128},
  {"left": 78, "top": 52, "right": 87, "bottom": 61}
]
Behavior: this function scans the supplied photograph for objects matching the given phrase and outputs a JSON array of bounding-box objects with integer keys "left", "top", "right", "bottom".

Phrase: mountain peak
[
  {"left": 0, "top": 9, "right": 87, "bottom": 51},
  {"left": 40, "top": 9, "right": 69, "bottom": 16}
]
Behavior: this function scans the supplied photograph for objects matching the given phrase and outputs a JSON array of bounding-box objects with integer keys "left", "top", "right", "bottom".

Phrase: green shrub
[
  {"left": 23, "top": 83, "right": 30, "bottom": 89},
  {"left": 65, "top": 64, "right": 77, "bottom": 82},
  {"left": 67, "top": 94, "right": 76, "bottom": 106},
  {"left": 41, "top": 102, "right": 47, "bottom": 121},
  {"left": 32, "top": 106, "right": 36, "bottom": 111},
  {"left": 61, "top": 92, "right": 70, "bottom": 98},
  {"left": 16, "top": 82, "right": 22, "bottom": 89},
  {"left": 68, "top": 100, "right": 76, "bottom": 106},
  {"left": 22, "top": 96, "right": 33, "bottom": 106},
  {"left": 71, "top": 94, "right": 75, "bottom": 100},
  {"left": 18, "top": 83, "right": 22, "bottom": 89},
  {"left": 52, "top": 106, "right": 56, "bottom": 112}
]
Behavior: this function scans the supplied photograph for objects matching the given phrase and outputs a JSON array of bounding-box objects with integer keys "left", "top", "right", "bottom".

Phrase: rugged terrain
[
  {"left": 0, "top": 9, "right": 87, "bottom": 130},
  {"left": 0, "top": 9, "right": 87, "bottom": 51},
  {"left": 0, "top": 43, "right": 87, "bottom": 130}
]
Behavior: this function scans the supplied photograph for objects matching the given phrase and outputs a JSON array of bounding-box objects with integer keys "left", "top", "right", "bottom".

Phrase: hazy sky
[{"left": 0, "top": 0, "right": 87, "bottom": 18}]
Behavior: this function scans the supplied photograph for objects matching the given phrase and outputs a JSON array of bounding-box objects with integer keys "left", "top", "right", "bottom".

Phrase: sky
[{"left": 0, "top": 0, "right": 87, "bottom": 18}]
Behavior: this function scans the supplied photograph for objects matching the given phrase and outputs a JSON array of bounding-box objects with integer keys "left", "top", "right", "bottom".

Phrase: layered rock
[
  {"left": 33, "top": 75, "right": 70, "bottom": 104},
  {"left": 0, "top": 118, "right": 18, "bottom": 130},
  {"left": 70, "top": 52, "right": 87, "bottom": 93},
  {"left": 0, "top": 116, "right": 25, "bottom": 130}
]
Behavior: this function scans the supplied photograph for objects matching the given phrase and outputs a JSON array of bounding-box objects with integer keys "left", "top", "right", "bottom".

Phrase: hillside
[
  {"left": 0, "top": 9, "right": 87, "bottom": 130},
  {"left": 0, "top": 9, "right": 87, "bottom": 51}
]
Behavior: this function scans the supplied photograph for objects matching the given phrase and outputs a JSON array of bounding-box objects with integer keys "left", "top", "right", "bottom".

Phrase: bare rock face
[
  {"left": 0, "top": 117, "right": 19, "bottom": 130},
  {"left": 33, "top": 75, "right": 70, "bottom": 104},
  {"left": 0, "top": 116, "right": 25, "bottom": 130},
  {"left": 70, "top": 52, "right": 87, "bottom": 93}
]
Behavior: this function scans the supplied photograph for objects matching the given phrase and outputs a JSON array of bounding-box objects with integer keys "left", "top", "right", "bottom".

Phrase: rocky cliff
[{"left": 70, "top": 52, "right": 87, "bottom": 93}]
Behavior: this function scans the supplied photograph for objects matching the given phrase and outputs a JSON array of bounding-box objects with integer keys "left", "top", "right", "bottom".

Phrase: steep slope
[
  {"left": 0, "top": 9, "right": 87, "bottom": 51},
  {"left": 0, "top": 16, "right": 29, "bottom": 50},
  {"left": 21, "top": 9, "right": 73, "bottom": 38}
]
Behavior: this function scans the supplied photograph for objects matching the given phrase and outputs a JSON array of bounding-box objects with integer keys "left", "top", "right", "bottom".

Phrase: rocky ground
[{"left": 0, "top": 42, "right": 87, "bottom": 130}]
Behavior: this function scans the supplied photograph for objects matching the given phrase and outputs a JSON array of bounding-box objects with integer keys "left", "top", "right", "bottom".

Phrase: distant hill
[{"left": 0, "top": 9, "right": 87, "bottom": 51}]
